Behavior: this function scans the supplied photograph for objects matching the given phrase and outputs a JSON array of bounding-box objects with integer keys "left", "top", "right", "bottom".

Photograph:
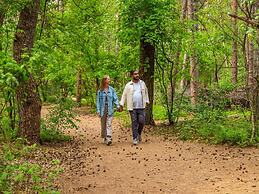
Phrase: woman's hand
[{"left": 117, "top": 106, "right": 123, "bottom": 112}]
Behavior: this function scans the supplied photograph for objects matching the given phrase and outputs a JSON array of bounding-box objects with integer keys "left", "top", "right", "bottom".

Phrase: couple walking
[{"left": 96, "top": 70, "right": 149, "bottom": 146}]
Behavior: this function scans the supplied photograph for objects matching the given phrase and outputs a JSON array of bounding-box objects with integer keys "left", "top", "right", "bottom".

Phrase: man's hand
[{"left": 117, "top": 106, "right": 123, "bottom": 112}]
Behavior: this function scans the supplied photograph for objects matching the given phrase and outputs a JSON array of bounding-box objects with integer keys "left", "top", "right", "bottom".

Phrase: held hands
[{"left": 117, "top": 105, "right": 123, "bottom": 112}]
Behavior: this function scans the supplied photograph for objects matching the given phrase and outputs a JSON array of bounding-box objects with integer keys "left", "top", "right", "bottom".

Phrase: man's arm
[
  {"left": 120, "top": 84, "right": 127, "bottom": 107},
  {"left": 144, "top": 83, "right": 149, "bottom": 104}
]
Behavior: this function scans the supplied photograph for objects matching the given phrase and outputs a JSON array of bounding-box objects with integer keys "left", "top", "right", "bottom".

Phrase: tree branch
[{"left": 229, "top": 14, "right": 259, "bottom": 29}]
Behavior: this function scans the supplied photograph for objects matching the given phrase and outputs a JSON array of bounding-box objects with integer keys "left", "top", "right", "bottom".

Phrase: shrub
[{"left": 40, "top": 98, "right": 78, "bottom": 143}]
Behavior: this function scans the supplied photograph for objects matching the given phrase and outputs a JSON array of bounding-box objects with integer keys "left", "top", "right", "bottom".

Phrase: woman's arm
[
  {"left": 96, "top": 91, "right": 101, "bottom": 115},
  {"left": 113, "top": 89, "right": 120, "bottom": 109}
]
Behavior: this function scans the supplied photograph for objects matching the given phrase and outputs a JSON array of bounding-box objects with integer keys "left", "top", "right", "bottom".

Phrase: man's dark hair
[{"left": 130, "top": 70, "right": 138, "bottom": 76}]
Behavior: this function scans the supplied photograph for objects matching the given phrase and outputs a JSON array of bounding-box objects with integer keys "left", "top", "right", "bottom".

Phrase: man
[{"left": 120, "top": 70, "right": 149, "bottom": 145}]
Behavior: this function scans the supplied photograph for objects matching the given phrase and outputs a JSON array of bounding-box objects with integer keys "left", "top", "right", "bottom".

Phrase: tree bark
[
  {"left": 247, "top": 38, "right": 254, "bottom": 86},
  {"left": 180, "top": 0, "right": 188, "bottom": 92},
  {"left": 251, "top": 29, "right": 259, "bottom": 141},
  {"left": 190, "top": 55, "right": 198, "bottom": 104},
  {"left": 140, "top": 38, "right": 155, "bottom": 125},
  {"left": 255, "top": 29, "right": 259, "bottom": 134},
  {"left": 214, "top": 61, "right": 219, "bottom": 84},
  {"left": 76, "top": 68, "right": 82, "bottom": 106},
  {"left": 188, "top": 0, "right": 198, "bottom": 105},
  {"left": 250, "top": 0, "right": 259, "bottom": 140},
  {"left": 180, "top": 53, "right": 188, "bottom": 91},
  {"left": 181, "top": 0, "right": 188, "bottom": 20},
  {"left": 0, "top": 12, "right": 4, "bottom": 51},
  {"left": 231, "top": 0, "right": 238, "bottom": 84},
  {"left": 13, "top": 0, "right": 41, "bottom": 144}
]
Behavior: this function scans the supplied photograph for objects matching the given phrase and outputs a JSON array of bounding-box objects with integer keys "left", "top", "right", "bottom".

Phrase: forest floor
[{"left": 41, "top": 106, "right": 259, "bottom": 194}]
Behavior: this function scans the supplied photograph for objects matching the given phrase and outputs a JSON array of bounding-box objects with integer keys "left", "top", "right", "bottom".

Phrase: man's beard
[{"left": 133, "top": 77, "right": 139, "bottom": 81}]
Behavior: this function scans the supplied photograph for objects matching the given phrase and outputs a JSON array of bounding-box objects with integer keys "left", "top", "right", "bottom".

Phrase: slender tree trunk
[
  {"left": 39, "top": 0, "right": 48, "bottom": 39},
  {"left": 247, "top": 38, "right": 254, "bottom": 86},
  {"left": 167, "top": 85, "right": 174, "bottom": 125},
  {"left": 8, "top": 95, "right": 15, "bottom": 130},
  {"left": 190, "top": 56, "right": 198, "bottom": 104},
  {"left": 13, "top": 0, "right": 41, "bottom": 144},
  {"left": 214, "top": 62, "right": 219, "bottom": 84},
  {"left": 166, "top": 0, "right": 186, "bottom": 125},
  {"left": 167, "top": 61, "right": 177, "bottom": 125},
  {"left": 0, "top": 12, "right": 4, "bottom": 51},
  {"left": 188, "top": 0, "right": 198, "bottom": 105},
  {"left": 140, "top": 38, "right": 155, "bottom": 125},
  {"left": 251, "top": 29, "right": 259, "bottom": 141},
  {"left": 181, "top": 0, "right": 188, "bottom": 19},
  {"left": 168, "top": 68, "right": 178, "bottom": 125},
  {"left": 76, "top": 68, "right": 82, "bottom": 106},
  {"left": 180, "top": 0, "right": 188, "bottom": 92},
  {"left": 180, "top": 53, "right": 188, "bottom": 91},
  {"left": 250, "top": 1, "right": 259, "bottom": 141},
  {"left": 231, "top": 0, "right": 238, "bottom": 84}
]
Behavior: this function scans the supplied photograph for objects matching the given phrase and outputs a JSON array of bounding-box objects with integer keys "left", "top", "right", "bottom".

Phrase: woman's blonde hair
[{"left": 100, "top": 75, "right": 110, "bottom": 91}]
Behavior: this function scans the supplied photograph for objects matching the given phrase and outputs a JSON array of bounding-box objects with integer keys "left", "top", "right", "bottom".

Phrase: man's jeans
[{"left": 129, "top": 109, "right": 145, "bottom": 140}]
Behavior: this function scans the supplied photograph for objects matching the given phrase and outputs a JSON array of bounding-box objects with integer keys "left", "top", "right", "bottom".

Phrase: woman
[{"left": 96, "top": 75, "right": 120, "bottom": 145}]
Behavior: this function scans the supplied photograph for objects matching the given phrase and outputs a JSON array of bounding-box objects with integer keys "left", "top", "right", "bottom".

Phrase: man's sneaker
[
  {"left": 133, "top": 139, "right": 138, "bottom": 145},
  {"left": 103, "top": 138, "right": 107, "bottom": 144},
  {"left": 138, "top": 134, "right": 142, "bottom": 142}
]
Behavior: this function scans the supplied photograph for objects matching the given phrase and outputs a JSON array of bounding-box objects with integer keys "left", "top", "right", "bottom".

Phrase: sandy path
[{"left": 53, "top": 108, "right": 259, "bottom": 194}]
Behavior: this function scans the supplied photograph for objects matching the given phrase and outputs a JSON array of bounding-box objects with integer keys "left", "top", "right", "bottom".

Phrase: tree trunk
[
  {"left": 0, "top": 12, "right": 4, "bottom": 51},
  {"left": 140, "top": 38, "right": 155, "bottom": 125},
  {"left": 8, "top": 94, "right": 16, "bottom": 130},
  {"left": 249, "top": 1, "right": 259, "bottom": 141},
  {"left": 214, "top": 62, "right": 219, "bottom": 84},
  {"left": 180, "top": 0, "right": 188, "bottom": 92},
  {"left": 251, "top": 29, "right": 259, "bottom": 141},
  {"left": 180, "top": 53, "right": 188, "bottom": 91},
  {"left": 250, "top": 0, "right": 259, "bottom": 140},
  {"left": 166, "top": 0, "right": 186, "bottom": 125},
  {"left": 247, "top": 38, "right": 254, "bottom": 86},
  {"left": 231, "top": 0, "right": 238, "bottom": 84},
  {"left": 188, "top": 0, "right": 198, "bottom": 105},
  {"left": 181, "top": 0, "right": 188, "bottom": 20},
  {"left": 76, "top": 68, "right": 82, "bottom": 106},
  {"left": 190, "top": 56, "right": 198, "bottom": 104},
  {"left": 13, "top": 0, "right": 41, "bottom": 144}
]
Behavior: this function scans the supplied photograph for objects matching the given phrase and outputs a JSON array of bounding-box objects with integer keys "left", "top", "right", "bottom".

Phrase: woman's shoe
[{"left": 106, "top": 136, "right": 112, "bottom": 146}]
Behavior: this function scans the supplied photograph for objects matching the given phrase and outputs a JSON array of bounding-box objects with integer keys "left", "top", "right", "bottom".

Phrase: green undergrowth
[
  {"left": 153, "top": 108, "right": 254, "bottom": 147},
  {"left": 41, "top": 98, "right": 79, "bottom": 143},
  {"left": 114, "top": 109, "right": 131, "bottom": 127},
  {"left": 0, "top": 139, "right": 62, "bottom": 193}
]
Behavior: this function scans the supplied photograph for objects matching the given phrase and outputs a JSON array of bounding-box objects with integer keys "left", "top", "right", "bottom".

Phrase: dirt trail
[{"left": 48, "top": 107, "right": 259, "bottom": 194}]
